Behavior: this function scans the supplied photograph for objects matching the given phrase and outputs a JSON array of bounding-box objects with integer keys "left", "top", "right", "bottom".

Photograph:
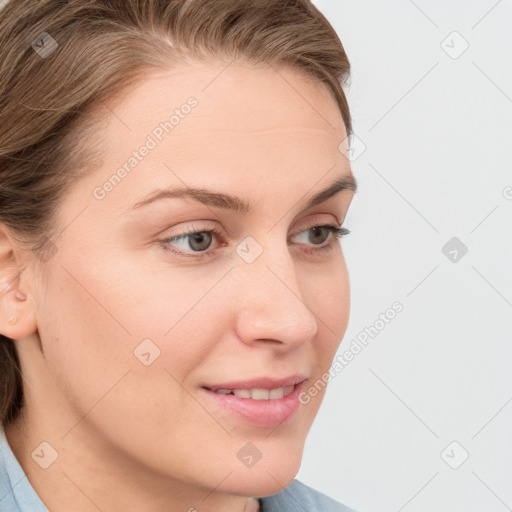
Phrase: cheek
[
  {"left": 34, "top": 257, "right": 217, "bottom": 446},
  {"left": 31, "top": 256, "right": 253, "bottom": 482},
  {"left": 37, "top": 249, "right": 224, "bottom": 394},
  {"left": 303, "top": 257, "right": 350, "bottom": 363},
  {"left": 34, "top": 262, "right": 136, "bottom": 416},
  {"left": 296, "top": 265, "right": 349, "bottom": 413}
]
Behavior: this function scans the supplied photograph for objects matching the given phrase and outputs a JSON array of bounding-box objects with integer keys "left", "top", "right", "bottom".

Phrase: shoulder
[
  {"left": 0, "top": 423, "right": 21, "bottom": 512},
  {"left": 259, "top": 479, "right": 358, "bottom": 512},
  {"left": 0, "top": 423, "right": 49, "bottom": 512}
]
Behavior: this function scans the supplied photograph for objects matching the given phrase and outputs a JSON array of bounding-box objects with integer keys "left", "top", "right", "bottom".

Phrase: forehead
[
  {"left": 101, "top": 59, "right": 346, "bottom": 144},
  {"left": 66, "top": 60, "right": 351, "bottom": 216}
]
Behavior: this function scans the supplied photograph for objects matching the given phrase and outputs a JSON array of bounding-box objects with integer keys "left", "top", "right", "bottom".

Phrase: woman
[{"left": 0, "top": 1, "right": 358, "bottom": 510}]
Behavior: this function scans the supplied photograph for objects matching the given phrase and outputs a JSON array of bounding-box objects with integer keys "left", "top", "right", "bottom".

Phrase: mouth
[
  {"left": 202, "top": 375, "right": 307, "bottom": 395},
  {"left": 204, "top": 386, "right": 296, "bottom": 400},
  {"left": 199, "top": 376, "right": 308, "bottom": 428}
]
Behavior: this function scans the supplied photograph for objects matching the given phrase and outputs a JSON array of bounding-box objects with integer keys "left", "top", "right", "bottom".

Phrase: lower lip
[{"left": 200, "top": 381, "right": 306, "bottom": 428}]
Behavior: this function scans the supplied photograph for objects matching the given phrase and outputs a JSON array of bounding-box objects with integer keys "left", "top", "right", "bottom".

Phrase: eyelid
[
  {"left": 161, "top": 213, "right": 340, "bottom": 241},
  {"left": 158, "top": 213, "right": 347, "bottom": 260},
  {"left": 292, "top": 215, "right": 342, "bottom": 235}
]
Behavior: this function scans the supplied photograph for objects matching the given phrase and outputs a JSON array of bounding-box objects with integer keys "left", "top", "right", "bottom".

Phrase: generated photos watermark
[
  {"left": 93, "top": 96, "right": 198, "bottom": 201},
  {"left": 299, "top": 301, "right": 404, "bottom": 404}
]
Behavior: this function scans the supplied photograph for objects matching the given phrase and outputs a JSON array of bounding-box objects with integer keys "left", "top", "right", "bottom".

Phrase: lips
[
  {"left": 202, "top": 374, "right": 307, "bottom": 391},
  {"left": 199, "top": 375, "right": 308, "bottom": 428}
]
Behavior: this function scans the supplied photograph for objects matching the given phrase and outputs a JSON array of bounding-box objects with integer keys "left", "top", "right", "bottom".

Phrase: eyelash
[{"left": 159, "top": 224, "right": 350, "bottom": 259}]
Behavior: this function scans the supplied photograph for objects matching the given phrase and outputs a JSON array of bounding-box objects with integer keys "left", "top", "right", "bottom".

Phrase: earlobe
[
  {"left": 0, "top": 275, "right": 37, "bottom": 340},
  {"left": 0, "top": 226, "right": 38, "bottom": 341},
  {"left": 2, "top": 284, "right": 19, "bottom": 324}
]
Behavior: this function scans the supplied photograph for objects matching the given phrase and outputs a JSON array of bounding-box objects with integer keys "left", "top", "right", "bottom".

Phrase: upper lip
[{"left": 203, "top": 374, "right": 308, "bottom": 391}]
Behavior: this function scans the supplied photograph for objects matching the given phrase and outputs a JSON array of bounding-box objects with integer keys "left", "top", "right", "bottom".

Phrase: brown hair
[{"left": 0, "top": 0, "right": 352, "bottom": 426}]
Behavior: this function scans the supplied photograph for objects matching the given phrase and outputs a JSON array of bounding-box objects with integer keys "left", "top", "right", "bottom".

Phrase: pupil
[
  {"left": 311, "top": 227, "right": 327, "bottom": 244},
  {"left": 190, "top": 232, "right": 212, "bottom": 251}
]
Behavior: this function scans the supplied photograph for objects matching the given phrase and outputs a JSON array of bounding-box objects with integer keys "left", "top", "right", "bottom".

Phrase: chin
[{"left": 218, "top": 448, "right": 303, "bottom": 498}]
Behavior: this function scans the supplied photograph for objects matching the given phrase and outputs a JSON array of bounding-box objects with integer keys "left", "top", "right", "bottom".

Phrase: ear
[{"left": 0, "top": 222, "right": 38, "bottom": 341}]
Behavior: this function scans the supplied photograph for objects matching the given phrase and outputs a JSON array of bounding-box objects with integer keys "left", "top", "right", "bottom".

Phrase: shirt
[{"left": 0, "top": 423, "right": 357, "bottom": 512}]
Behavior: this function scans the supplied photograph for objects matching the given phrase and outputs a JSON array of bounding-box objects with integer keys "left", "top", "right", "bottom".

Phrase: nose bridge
[{"left": 232, "top": 232, "right": 319, "bottom": 345}]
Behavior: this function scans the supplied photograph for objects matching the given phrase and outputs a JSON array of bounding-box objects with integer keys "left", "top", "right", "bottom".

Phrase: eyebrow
[{"left": 130, "top": 174, "right": 358, "bottom": 213}]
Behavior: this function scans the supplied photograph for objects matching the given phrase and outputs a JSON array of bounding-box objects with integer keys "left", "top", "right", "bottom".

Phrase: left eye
[
  {"left": 160, "top": 224, "right": 350, "bottom": 258},
  {"left": 293, "top": 225, "right": 344, "bottom": 246}
]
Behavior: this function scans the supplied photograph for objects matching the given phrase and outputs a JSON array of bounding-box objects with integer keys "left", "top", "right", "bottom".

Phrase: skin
[{"left": 0, "top": 59, "right": 356, "bottom": 512}]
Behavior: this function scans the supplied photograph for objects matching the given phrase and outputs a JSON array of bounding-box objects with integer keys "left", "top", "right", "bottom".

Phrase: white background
[{"left": 297, "top": 1, "right": 512, "bottom": 511}]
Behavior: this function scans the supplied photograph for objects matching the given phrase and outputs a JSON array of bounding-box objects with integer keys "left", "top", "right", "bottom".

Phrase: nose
[{"left": 233, "top": 242, "right": 319, "bottom": 351}]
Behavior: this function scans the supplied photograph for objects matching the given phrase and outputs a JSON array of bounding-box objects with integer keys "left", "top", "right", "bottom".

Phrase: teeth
[
  {"left": 214, "top": 385, "right": 295, "bottom": 400},
  {"left": 251, "top": 388, "right": 270, "bottom": 400},
  {"left": 269, "top": 388, "right": 284, "bottom": 399},
  {"left": 233, "top": 389, "right": 251, "bottom": 398}
]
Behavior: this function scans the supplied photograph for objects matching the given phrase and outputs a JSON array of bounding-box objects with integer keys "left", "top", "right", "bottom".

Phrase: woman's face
[{"left": 16, "top": 60, "right": 356, "bottom": 497}]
